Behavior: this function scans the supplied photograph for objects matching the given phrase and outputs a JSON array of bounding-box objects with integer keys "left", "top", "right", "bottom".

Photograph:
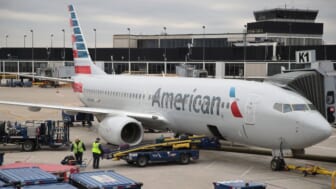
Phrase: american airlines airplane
[{"left": 0, "top": 5, "right": 332, "bottom": 170}]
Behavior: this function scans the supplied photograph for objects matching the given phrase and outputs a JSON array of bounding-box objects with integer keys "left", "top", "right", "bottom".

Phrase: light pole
[
  {"left": 62, "top": 29, "right": 65, "bottom": 60},
  {"left": 243, "top": 25, "right": 247, "bottom": 64},
  {"left": 50, "top": 34, "right": 54, "bottom": 48},
  {"left": 5, "top": 35, "right": 8, "bottom": 48},
  {"left": 202, "top": 25, "right": 206, "bottom": 70},
  {"left": 93, "top": 28, "right": 96, "bottom": 63},
  {"left": 288, "top": 23, "right": 292, "bottom": 70},
  {"left": 111, "top": 55, "right": 115, "bottom": 74},
  {"left": 50, "top": 34, "right": 53, "bottom": 60},
  {"left": 163, "top": 26, "right": 167, "bottom": 58},
  {"left": 30, "top": 29, "right": 34, "bottom": 80},
  {"left": 24, "top": 35, "right": 27, "bottom": 48},
  {"left": 163, "top": 26, "right": 167, "bottom": 74},
  {"left": 127, "top": 27, "right": 131, "bottom": 73}
]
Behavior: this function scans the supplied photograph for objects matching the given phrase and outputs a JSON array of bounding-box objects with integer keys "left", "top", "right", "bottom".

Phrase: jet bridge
[{"left": 265, "top": 61, "right": 336, "bottom": 125}]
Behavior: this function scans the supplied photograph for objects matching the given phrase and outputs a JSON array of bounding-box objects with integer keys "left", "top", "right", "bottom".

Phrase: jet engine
[{"left": 98, "top": 116, "right": 144, "bottom": 146}]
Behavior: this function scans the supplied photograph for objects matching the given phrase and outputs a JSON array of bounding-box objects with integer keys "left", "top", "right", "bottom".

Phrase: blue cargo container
[
  {"left": 0, "top": 167, "right": 59, "bottom": 186},
  {"left": 23, "top": 183, "right": 77, "bottom": 189},
  {"left": 0, "top": 179, "right": 7, "bottom": 187},
  {"left": 213, "top": 180, "right": 266, "bottom": 189},
  {"left": 0, "top": 183, "right": 77, "bottom": 189},
  {"left": 70, "top": 170, "right": 143, "bottom": 189}
]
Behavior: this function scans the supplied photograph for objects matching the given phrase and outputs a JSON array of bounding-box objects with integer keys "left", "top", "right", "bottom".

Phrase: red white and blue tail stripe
[{"left": 68, "top": 5, "right": 105, "bottom": 75}]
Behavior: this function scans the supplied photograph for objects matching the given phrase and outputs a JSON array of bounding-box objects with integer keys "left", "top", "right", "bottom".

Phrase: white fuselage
[{"left": 74, "top": 74, "right": 331, "bottom": 150}]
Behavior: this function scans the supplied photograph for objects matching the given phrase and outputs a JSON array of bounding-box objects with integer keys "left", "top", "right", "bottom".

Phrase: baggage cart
[
  {"left": 69, "top": 170, "right": 143, "bottom": 189},
  {"left": 213, "top": 180, "right": 266, "bottom": 189},
  {"left": 0, "top": 167, "right": 59, "bottom": 187}
]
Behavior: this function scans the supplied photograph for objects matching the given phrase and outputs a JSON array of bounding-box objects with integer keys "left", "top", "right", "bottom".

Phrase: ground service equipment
[
  {"left": 0, "top": 167, "right": 77, "bottom": 189},
  {"left": 286, "top": 164, "right": 336, "bottom": 189},
  {"left": 103, "top": 139, "right": 200, "bottom": 167},
  {"left": 69, "top": 170, "right": 143, "bottom": 189},
  {"left": 62, "top": 111, "right": 94, "bottom": 127},
  {"left": 213, "top": 180, "right": 266, "bottom": 189},
  {"left": 0, "top": 120, "right": 69, "bottom": 151}
]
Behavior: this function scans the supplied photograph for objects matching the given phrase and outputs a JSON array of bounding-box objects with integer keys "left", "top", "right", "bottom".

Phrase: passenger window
[
  {"left": 273, "top": 103, "right": 282, "bottom": 112},
  {"left": 283, "top": 104, "right": 292, "bottom": 113}
]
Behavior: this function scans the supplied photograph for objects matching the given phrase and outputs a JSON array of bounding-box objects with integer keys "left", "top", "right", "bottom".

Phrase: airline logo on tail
[{"left": 68, "top": 5, "right": 91, "bottom": 74}]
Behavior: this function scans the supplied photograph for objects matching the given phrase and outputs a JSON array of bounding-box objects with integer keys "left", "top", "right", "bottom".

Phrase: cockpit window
[
  {"left": 308, "top": 104, "right": 317, "bottom": 110},
  {"left": 273, "top": 103, "right": 282, "bottom": 112},
  {"left": 292, "top": 104, "right": 308, "bottom": 111},
  {"left": 273, "top": 103, "right": 315, "bottom": 113},
  {"left": 283, "top": 104, "right": 292, "bottom": 113}
]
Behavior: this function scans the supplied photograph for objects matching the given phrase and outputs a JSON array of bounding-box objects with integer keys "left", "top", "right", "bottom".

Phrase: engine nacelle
[{"left": 98, "top": 116, "right": 144, "bottom": 146}]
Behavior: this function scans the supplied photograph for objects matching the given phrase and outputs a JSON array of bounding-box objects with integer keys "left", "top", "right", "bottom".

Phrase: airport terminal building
[{"left": 0, "top": 8, "right": 335, "bottom": 79}]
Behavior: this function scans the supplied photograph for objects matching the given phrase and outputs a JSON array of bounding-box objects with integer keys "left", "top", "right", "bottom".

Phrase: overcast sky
[{"left": 0, "top": 0, "right": 335, "bottom": 48}]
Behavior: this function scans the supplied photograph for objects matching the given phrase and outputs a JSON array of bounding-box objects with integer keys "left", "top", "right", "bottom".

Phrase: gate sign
[{"left": 295, "top": 50, "right": 316, "bottom": 63}]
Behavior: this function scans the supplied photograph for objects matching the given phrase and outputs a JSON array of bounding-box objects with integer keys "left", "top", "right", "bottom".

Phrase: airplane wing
[
  {"left": 0, "top": 100, "right": 166, "bottom": 123},
  {"left": 1, "top": 72, "right": 74, "bottom": 83}
]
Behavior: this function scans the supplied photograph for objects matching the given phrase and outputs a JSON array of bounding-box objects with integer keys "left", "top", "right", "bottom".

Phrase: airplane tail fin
[{"left": 68, "top": 5, "right": 105, "bottom": 75}]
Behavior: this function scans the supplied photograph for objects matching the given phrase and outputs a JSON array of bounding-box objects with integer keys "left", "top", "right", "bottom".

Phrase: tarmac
[{"left": 1, "top": 86, "right": 336, "bottom": 189}]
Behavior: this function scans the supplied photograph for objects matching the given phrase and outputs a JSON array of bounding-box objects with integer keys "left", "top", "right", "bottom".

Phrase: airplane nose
[{"left": 305, "top": 113, "right": 332, "bottom": 144}]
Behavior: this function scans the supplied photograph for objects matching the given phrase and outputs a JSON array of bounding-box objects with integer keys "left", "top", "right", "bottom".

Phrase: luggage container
[
  {"left": 0, "top": 179, "right": 8, "bottom": 187},
  {"left": 0, "top": 167, "right": 59, "bottom": 186},
  {"left": 213, "top": 180, "right": 266, "bottom": 189},
  {"left": 0, "top": 162, "right": 79, "bottom": 181},
  {"left": 19, "top": 183, "right": 77, "bottom": 189},
  {"left": 69, "top": 170, "right": 143, "bottom": 189}
]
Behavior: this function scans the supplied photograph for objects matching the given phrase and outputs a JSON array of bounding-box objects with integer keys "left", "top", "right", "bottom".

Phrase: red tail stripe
[
  {"left": 72, "top": 35, "right": 76, "bottom": 44},
  {"left": 75, "top": 66, "right": 91, "bottom": 74},
  {"left": 73, "top": 50, "right": 78, "bottom": 58}
]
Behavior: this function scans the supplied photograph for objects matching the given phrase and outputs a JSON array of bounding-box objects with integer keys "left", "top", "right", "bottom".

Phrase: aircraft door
[{"left": 244, "top": 94, "right": 260, "bottom": 126}]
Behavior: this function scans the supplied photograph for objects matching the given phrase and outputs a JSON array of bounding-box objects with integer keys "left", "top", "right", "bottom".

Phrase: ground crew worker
[
  {"left": 92, "top": 137, "right": 104, "bottom": 169},
  {"left": 71, "top": 137, "right": 86, "bottom": 164}
]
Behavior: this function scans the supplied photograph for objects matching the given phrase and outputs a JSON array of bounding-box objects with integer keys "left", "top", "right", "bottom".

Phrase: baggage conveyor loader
[{"left": 103, "top": 139, "right": 200, "bottom": 167}]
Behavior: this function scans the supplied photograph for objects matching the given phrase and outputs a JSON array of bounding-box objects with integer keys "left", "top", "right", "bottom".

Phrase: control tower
[{"left": 246, "top": 8, "right": 323, "bottom": 46}]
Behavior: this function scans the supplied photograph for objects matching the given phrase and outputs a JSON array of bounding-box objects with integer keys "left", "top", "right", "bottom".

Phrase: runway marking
[
  {"left": 24, "top": 155, "right": 32, "bottom": 162},
  {"left": 205, "top": 161, "right": 217, "bottom": 169},
  {"left": 240, "top": 166, "right": 253, "bottom": 177}
]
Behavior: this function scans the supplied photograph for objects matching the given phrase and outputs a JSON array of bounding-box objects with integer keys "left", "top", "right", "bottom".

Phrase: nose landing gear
[
  {"left": 271, "top": 140, "right": 286, "bottom": 171},
  {"left": 271, "top": 157, "right": 286, "bottom": 171}
]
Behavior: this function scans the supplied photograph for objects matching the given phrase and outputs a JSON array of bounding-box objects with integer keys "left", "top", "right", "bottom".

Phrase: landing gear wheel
[
  {"left": 137, "top": 156, "right": 148, "bottom": 167},
  {"left": 270, "top": 158, "right": 285, "bottom": 171},
  {"left": 22, "top": 140, "right": 35, "bottom": 151},
  {"left": 180, "top": 153, "right": 190, "bottom": 164}
]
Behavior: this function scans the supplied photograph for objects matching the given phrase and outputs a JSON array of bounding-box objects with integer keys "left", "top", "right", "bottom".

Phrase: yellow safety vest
[
  {"left": 73, "top": 141, "right": 84, "bottom": 153},
  {"left": 92, "top": 142, "right": 101, "bottom": 154}
]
